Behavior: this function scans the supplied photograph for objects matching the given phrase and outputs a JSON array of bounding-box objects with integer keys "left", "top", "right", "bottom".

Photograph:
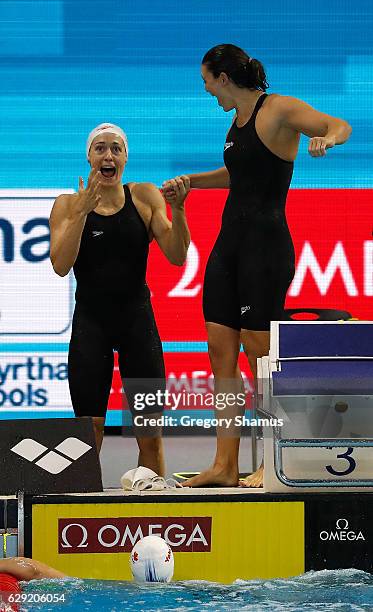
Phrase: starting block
[{"left": 258, "top": 321, "right": 373, "bottom": 492}]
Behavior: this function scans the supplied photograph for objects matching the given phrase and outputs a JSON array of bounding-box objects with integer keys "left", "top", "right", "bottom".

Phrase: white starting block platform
[{"left": 258, "top": 321, "right": 373, "bottom": 492}]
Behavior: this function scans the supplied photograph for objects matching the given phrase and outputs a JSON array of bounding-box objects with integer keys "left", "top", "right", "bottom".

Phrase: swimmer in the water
[
  {"left": 0, "top": 557, "right": 66, "bottom": 581},
  {"left": 0, "top": 558, "right": 66, "bottom": 611}
]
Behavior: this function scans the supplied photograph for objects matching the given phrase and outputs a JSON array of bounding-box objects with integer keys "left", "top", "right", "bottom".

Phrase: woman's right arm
[
  {"left": 49, "top": 194, "right": 88, "bottom": 277},
  {"left": 162, "top": 167, "right": 229, "bottom": 199},
  {"left": 187, "top": 166, "right": 230, "bottom": 189},
  {"left": 49, "top": 172, "right": 101, "bottom": 277}
]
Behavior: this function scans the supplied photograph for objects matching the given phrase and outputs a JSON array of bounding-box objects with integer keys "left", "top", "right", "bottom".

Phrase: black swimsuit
[
  {"left": 68, "top": 184, "right": 165, "bottom": 418},
  {"left": 203, "top": 94, "right": 295, "bottom": 331}
]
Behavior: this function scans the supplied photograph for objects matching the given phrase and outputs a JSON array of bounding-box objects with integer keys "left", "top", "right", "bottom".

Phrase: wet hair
[{"left": 202, "top": 44, "right": 268, "bottom": 91}]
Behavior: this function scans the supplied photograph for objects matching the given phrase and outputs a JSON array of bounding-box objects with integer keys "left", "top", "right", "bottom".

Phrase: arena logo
[
  {"left": 319, "top": 518, "right": 365, "bottom": 542},
  {"left": 11, "top": 437, "right": 92, "bottom": 474},
  {"left": 58, "top": 517, "right": 212, "bottom": 553}
]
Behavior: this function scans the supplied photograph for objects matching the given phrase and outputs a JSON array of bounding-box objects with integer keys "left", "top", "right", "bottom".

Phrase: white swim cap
[
  {"left": 130, "top": 536, "right": 174, "bottom": 583},
  {"left": 86, "top": 123, "right": 128, "bottom": 159}
]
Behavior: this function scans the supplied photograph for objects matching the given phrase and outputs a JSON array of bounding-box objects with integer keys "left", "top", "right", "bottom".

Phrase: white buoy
[{"left": 130, "top": 535, "right": 174, "bottom": 583}]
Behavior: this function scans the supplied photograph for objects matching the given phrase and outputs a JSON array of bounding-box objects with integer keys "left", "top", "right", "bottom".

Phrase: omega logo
[
  {"left": 319, "top": 518, "right": 365, "bottom": 542},
  {"left": 61, "top": 523, "right": 88, "bottom": 548}
]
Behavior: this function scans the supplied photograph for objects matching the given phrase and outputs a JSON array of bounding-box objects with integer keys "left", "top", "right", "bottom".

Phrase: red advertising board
[
  {"left": 109, "top": 352, "right": 253, "bottom": 410},
  {"left": 108, "top": 188, "right": 372, "bottom": 412},
  {"left": 146, "top": 189, "right": 372, "bottom": 340}
]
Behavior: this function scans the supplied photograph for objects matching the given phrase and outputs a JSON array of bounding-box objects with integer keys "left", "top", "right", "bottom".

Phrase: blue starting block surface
[
  {"left": 273, "top": 360, "right": 373, "bottom": 395},
  {"left": 271, "top": 322, "right": 373, "bottom": 396},
  {"left": 276, "top": 322, "right": 373, "bottom": 360}
]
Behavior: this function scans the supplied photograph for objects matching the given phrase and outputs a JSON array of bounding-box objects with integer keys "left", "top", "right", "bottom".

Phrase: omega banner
[
  {"left": 25, "top": 491, "right": 373, "bottom": 583},
  {"left": 30, "top": 499, "right": 305, "bottom": 582},
  {"left": 305, "top": 496, "right": 373, "bottom": 572},
  {"left": 58, "top": 517, "right": 212, "bottom": 553},
  {"left": 28, "top": 493, "right": 373, "bottom": 581}
]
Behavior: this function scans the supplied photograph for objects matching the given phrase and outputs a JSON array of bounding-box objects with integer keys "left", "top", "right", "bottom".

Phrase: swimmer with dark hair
[
  {"left": 163, "top": 44, "right": 352, "bottom": 488},
  {"left": 50, "top": 123, "right": 190, "bottom": 475}
]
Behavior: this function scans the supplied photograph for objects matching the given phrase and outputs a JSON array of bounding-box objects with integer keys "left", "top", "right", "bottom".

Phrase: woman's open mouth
[{"left": 100, "top": 166, "right": 116, "bottom": 178}]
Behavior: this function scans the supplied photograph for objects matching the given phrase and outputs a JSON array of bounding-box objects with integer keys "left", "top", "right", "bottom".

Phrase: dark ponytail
[{"left": 202, "top": 44, "right": 268, "bottom": 91}]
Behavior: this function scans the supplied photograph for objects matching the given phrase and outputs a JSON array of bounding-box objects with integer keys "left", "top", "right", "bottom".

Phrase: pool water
[{"left": 10, "top": 569, "right": 373, "bottom": 612}]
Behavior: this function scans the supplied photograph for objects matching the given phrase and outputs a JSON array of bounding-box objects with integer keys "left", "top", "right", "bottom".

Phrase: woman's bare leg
[
  {"left": 182, "top": 322, "right": 243, "bottom": 487},
  {"left": 135, "top": 414, "right": 165, "bottom": 477},
  {"left": 239, "top": 329, "right": 270, "bottom": 488}
]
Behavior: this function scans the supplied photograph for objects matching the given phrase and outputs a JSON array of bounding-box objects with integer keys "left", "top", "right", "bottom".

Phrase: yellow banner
[{"left": 32, "top": 500, "right": 304, "bottom": 582}]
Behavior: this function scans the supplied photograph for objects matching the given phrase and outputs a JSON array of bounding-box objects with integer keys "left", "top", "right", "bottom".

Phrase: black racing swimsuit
[
  {"left": 68, "top": 184, "right": 165, "bottom": 417},
  {"left": 203, "top": 94, "right": 295, "bottom": 331}
]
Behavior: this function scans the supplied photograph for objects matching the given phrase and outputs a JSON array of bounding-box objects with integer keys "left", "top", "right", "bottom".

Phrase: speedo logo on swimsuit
[
  {"left": 224, "top": 141, "right": 234, "bottom": 151},
  {"left": 92, "top": 231, "right": 103, "bottom": 237},
  {"left": 241, "top": 306, "right": 251, "bottom": 315}
]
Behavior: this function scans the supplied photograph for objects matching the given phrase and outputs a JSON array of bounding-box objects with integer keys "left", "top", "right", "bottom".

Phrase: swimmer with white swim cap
[
  {"left": 50, "top": 122, "right": 191, "bottom": 473},
  {"left": 85, "top": 123, "right": 129, "bottom": 160}
]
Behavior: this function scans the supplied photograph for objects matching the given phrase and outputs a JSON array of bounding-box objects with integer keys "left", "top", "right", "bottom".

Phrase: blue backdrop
[{"left": 0, "top": 0, "right": 371, "bottom": 189}]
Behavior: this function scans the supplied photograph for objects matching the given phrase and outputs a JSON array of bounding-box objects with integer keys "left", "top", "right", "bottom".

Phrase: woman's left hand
[{"left": 308, "top": 135, "right": 336, "bottom": 157}]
